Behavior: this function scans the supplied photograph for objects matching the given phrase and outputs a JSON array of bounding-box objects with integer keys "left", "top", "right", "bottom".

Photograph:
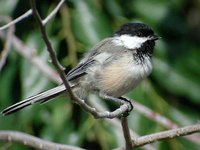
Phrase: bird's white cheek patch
[{"left": 113, "top": 35, "right": 149, "bottom": 49}]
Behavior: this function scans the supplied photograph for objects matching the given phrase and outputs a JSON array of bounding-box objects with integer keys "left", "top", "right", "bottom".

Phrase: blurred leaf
[
  {"left": 102, "top": 0, "right": 123, "bottom": 18},
  {"left": 0, "top": 0, "right": 18, "bottom": 15},
  {"left": 21, "top": 31, "right": 52, "bottom": 98},
  {"left": 153, "top": 58, "right": 200, "bottom": 103},
  {"left": 0, "top": 51, "right": 18, "bottom": 105},
  {"left": 131, "top": 0, "right": 168, "bottom": 24},
  {"left": 71, "top": 0, "right": 112, "bottom": 49}
]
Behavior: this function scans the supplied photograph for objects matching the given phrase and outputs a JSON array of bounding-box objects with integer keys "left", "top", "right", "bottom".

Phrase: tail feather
[{"left": 1, "top": 85, "right": 66, "bottom": 115}]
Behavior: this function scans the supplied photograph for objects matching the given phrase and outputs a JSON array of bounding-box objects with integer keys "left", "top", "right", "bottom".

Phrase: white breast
[
  {"left": 131, "top": 56, "right": 153, "bottom": 80},
  {"left": 121, "top": 56, "right": 152, "bottom": 95},
  {"left": 92, "top": 53, "right": 153, "bottom": 97}
]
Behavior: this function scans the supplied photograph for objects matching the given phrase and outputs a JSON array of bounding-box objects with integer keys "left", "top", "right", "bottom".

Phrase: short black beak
[{"left": 151, "top": 35, "right": 161, "bottom": 41}]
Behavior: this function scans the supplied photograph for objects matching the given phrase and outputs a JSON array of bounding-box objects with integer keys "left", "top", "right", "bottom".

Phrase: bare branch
[
  {"left": 1, "top": 124, "right": 199, "bottom": 150},
  {"left": 0, "top": 32, "right": 61, "bottom": 84},
  {"left": 0, "top": 10, "right": 32, "bottom": 31},
  {"left": 0, "top": 25, "right": 14, "bottom": 71},
  {"left": 42, "top": 0, "right": 65, "bottom": 25},
  {"left": 30, "top": 0, "right": 77, "bottom": 101},
  {"left": 121, "top": 117, "right": 132, "bottom": 150},
  {"left": 0, "top": 0, "right": 65, "bottom": 30},
  {"left": 89, "top": 95, "right": 155, "bottom": 150},
  {"left": 0, "top": 131, "right": 85, "bottom": 150},
  {"left": 133, "top": 100, "right": 178, "bottom": 129},
  {"left": 133, "top": 100, "right": 200, "bottom": 144},
  {"left": 133, "top": 123, "right": 200, "bottom": 147},
  {"left": 89, "top": 95, "right": 200, "bottom": 148}
]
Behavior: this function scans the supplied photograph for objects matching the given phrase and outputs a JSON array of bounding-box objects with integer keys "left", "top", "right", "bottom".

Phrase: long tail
[{"left": 1, "top": 85, "right": 66, "bottom": 115}]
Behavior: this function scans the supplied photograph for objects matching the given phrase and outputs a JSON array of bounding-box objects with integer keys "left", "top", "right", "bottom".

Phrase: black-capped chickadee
[{"left": 1, "top": 23, "right": 160, "bottom": 116}]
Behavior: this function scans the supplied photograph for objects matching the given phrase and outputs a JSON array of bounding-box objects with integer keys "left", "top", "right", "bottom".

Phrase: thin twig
[
  {"left": 30, "top": 0, "right": 74, "bottom": 96},
  {"left": 121, "top": 117, "right": 132, "bottom": 150},
  {"left": 89, "top": 95, "right": 155, "bottom": 150},
  {"left": 133, "top": 100, "right": 178, "bottom": 129},
  {"left": 1, "top": 124, "right": 199, "bottom": 150},
  {"left": 0, "top": 32, "right": 61, "bottom": 84},
  {"left": 0, "top": 10, "right": 32, "bottom": 31},
  {"left": 42, "top": 0, "right": 65, "bottom": 25},
  {"left": 89, "top": 95, "right": 200, "bottom": 148},
  {"left": 0, "top": 131, "right": 85, "bottom": 150},
  {"left": 0, "top": 0, "right": 65, "bottom": 30},
  {"left": 132, "top": 100, "right": 200, "bottom": 144},
  {"left": 133, "top": 123, "right": 200, "bottom": 147},
  {"left": 0, "top": 25, "right": 15, "bottom": 71}
]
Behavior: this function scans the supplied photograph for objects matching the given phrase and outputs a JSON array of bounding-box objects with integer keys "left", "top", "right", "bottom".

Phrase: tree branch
[
  {"left": 0, "top": 0, "right": 65, "bottom": 31},
  {"left": 133, "top": 123, "right": 200, "bottom": 147},
  {"left": 0, "top": 131, "right": 85, "bottom": 150},
  {"left": 121, "top": 117, "right": 132, "bottom": 150},
  {"left": 0, "top": 24, "right": 14, "bottom": 71},
  {"left": 133, "top": 100, "right": 200, "bottom": 144},
  {"left": 30, "top": 0, "right": 68, "bottom": 88},
  {"left": 133, "top": 100, "right": 178, "bottom": 129},
  {"left": 1, "top": 124, "right": 199, "bottom": 150},
  {"left": 89, "top": 95, "right": 200, "bottom": 149},
  {"left": 0, "top": 10, "right": 32, "bottom": 31},
  {"left": 89, "top": 95, "right": 155, "bottom": 150},
  {"left": 0, "top": 32, "right": 61, "bottom": 84},
  {"left": 42, "top": 0, "right": 65, "bottom": 25}
]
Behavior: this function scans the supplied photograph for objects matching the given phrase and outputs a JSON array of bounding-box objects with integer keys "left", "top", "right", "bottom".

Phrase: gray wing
[
  {"left": 67, "top": 38, "right": 114, "bottom": 81},
  {"left": 66, "top": 37, "right": 128, "bottom": 81},
  {"left": 67, "top": 59, "right": 95, "bottom": 81}
]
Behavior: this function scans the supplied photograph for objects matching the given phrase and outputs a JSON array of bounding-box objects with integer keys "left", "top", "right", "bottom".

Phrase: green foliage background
[{"left": 0, "top": 0, "right": 200, "bottom": 149}]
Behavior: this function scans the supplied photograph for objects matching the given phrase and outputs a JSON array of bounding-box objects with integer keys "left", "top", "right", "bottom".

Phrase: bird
[{"left": 1, "top": 22, "right": 160, "bottom": 116}]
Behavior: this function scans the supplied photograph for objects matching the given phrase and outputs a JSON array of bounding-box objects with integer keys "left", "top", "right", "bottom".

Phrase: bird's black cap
[{"left": 115, "top": 23, "right": 155, "bottom": 38}]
